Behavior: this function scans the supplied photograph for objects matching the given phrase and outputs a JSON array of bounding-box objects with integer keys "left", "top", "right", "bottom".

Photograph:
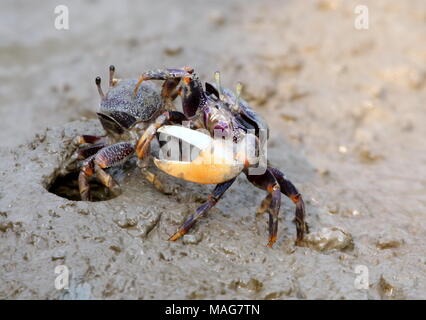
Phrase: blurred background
[{"left": 0, "top": 0, "right": 425, "bottom": 299}]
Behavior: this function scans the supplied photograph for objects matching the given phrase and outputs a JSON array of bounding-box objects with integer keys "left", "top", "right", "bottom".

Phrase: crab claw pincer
[{"left": 154, "top": 125, "right": 248, "bottom": 184}]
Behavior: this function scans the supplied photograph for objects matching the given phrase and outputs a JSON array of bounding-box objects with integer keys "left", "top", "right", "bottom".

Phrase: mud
[{"left": 1, "top": 0, "right": 425, "bottom": 299}]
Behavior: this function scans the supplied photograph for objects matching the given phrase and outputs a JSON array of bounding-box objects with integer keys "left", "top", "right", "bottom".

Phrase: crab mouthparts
[{"left": 154, "top": 125, "right": 246, "bottom": 184}]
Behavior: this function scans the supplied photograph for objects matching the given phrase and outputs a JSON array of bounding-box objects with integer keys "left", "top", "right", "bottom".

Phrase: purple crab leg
[
  {"left": 78, "top": 142, "right": 134, "bottom": 201},
  {"left": 76, "top": 143, "right": 108, "bottom": 159},
  {"left": 269, "top": 167, "right": 309, "bottom": 245},
  {"left": 135, "top": 111, "right": 187, "bottom": 160},
  {"left": 246, "top": 167, "right": 308, "bottom": 247},
  {"left": 168, "top": 178, "right": 236, "bottom": 241},
  {"left": 245, "top": 169, "right": 281, "bottom": 247}
]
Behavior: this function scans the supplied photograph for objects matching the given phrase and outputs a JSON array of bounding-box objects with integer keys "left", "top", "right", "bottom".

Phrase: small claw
[{"left": 154, "top": 126, "right": 245, "bottom": 184}]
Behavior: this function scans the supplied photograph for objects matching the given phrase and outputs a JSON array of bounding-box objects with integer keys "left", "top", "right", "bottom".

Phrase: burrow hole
[{"left": 48, "top": 165, "right": 131, "bottom": 202}]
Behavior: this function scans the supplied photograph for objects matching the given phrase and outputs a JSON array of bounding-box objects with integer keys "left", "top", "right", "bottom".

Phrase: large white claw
[{"left": 154, "top": 125, "right": 245, "bottom": 184}]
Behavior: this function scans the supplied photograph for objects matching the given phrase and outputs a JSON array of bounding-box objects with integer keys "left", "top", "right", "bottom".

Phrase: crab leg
[
  {"left": 169, "top": 178, "right": 236, "bottom": 241},
  {"left": 246, "top": 167, "right": 308, "bottom": 247},
  {"left": 77, "top": 143, "right": 108, "bottom": 159},
  {"left": 246, "top": 169, "right": 281, "bottom": 247},
  {"left": 78, "top": 142, "right": 134, "bottom": 201},
  {"left": 135, "top": 111, "right": 187, "bottom": 160},
  {"left": 78, "top": 157, "right": 93, "bottom": 201},
  {"left": 74, "top": 134, "right": 106, "bottom": 146},
  {"left": 269, "top": 167, "right": 308, "bottom": 245},
  {"left": 134, "top": 67, "right": 194, "bottom": 95},
  {"left": 61, "top": 142, "right": 109, "bottom": 175},
  {"left": 93, "top": 164, "right": 121, "bottom": 196}
]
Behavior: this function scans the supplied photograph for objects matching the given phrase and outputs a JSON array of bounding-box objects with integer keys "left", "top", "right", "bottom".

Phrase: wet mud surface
[{"left": 1, "top": 0, "right": 425, "bottom": 299}]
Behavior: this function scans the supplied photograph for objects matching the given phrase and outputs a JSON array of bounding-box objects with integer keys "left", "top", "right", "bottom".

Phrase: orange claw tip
[{"left": 154, "top": 158, "right": 242, "bottom": 184}]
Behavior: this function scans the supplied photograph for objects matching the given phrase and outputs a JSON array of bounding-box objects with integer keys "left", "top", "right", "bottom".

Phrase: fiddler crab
[{"left": 71, "top": 65, "right": 308, "bottom": 247}]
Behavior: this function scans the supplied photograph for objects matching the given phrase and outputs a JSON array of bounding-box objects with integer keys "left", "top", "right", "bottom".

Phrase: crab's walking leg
[
  {"left": 141, "top": 170, "right": 169, "bottom": 194},
  {"left": 78, "top": 142, "right": 134, "bottom": 201},
  {"left": 269, "top": 167, "right": 308, "bottom": 245},
  {"left": 74, "top": 134, "right": 106, "bottom": 146},
  {"left": 136, "top": 143, "right": 169, "bottom": 194},
  {"left": 246, "top": 169, "right": 281, "bottom": 247},
  {"left": 61, "top": 142, "right": 109, "bottom": 175},
  {"left": 169, "top": 178, "right": 236, "bottom": 241},
  {"left": 135, "top": 111, "right": 187, "bottom": 160},
  {"left": 78, "top": 155, "right": 94, "bottom": 201},
  {"left": 93, "top": 164, "right": 120, "bottom": 196}
]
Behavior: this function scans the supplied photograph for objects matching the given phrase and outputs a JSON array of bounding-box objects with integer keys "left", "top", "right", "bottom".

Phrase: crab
[
  {"left": 72, "top": 65, "right": 188, "bottom": 201},
  {"left": 133, "top": 68, "right": 309, "bottom": 247}
]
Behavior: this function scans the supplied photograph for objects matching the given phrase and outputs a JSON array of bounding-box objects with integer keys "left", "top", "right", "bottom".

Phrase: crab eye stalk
[
  {"left": 232, "top": 82, "right": 242, "bottom": 112},
  {"left": 109, "top": 65, "right": 115, "bottom": 87},
  {"left": 95, "top": 76, "right": 105, "bottom": 99},
  {"left": 214, "top": 71, "right": 224, "bottom": 101}
]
